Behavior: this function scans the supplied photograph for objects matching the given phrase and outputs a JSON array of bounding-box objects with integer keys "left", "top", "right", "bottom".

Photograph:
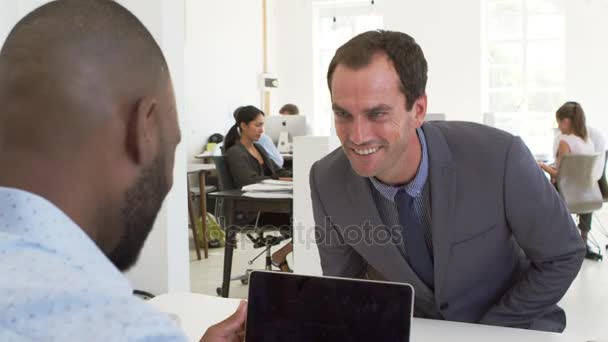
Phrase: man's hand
[{"left": 200, "top": 300, "right": 247, "bottom": 342}]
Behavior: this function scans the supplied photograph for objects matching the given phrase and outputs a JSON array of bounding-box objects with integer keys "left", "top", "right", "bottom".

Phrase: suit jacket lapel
[
  {"left": 423, "top": 123, "right": 457, "bottom": 301},
  {"left": 344, "top": 165, "right": 435, "bottom": 300}
]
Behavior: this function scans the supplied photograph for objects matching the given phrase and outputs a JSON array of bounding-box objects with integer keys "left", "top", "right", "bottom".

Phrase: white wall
[
  {"left": 0, "top": 0, "right": 190, "bottom": 295},
  {"left": 272, "top": 0, "right": 481, "bottom": 127},
  {"left": 273, "top": 0, "right": 607, "bottom": 129},
  {"left": 383, "top": 0, "right": 482, "bottom": 123},
  {"left": 184, "top": 0, "right": 265, "bottom": 162},
  {"left": 270, "top": 0, "right": 315, "bottom": 122},
  {"left": 565, "top": 0, "right": 608, "bottom": 134}
]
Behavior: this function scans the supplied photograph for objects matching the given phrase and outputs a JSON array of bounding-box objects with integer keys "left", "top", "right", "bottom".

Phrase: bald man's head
[
  {"left": 0, "top": 0, "right": 168, "bottom": 154},
  {"left": 0, "top": 0, "right": 181, "bottom": 272}
]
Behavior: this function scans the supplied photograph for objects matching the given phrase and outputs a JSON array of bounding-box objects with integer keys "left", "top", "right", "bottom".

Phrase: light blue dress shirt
[
  {"left": 368, "top": 127, "right": 434, "bottom": 256},
  {"left": 255, "top": 133, "right": 284, "bottom": 168},
  {"left": 0, "top": 187, "right": 187, "bottom": 341}
]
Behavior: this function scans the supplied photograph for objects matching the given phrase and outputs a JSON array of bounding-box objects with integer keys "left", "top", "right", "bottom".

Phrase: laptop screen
[{"left": 246, "top": 271, "right": 413, "bottom": 342}]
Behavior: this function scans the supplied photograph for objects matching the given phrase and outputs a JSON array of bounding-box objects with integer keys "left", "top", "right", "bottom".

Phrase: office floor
[{"left": 189, "top": 206, "right": 608, "bottom": 339}]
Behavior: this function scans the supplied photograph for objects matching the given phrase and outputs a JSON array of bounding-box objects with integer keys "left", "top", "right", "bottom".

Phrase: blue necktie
[{"left": 395, "top": 189, "right": 434, "bottom": 288}]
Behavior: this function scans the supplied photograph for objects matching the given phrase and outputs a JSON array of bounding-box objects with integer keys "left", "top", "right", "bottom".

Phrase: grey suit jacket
[{"left": 309, "top": 121, "right": 585, "bottom": 332}]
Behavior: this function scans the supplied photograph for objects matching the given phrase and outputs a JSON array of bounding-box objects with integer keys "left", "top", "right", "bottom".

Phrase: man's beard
[{"left": 108, "top": 154, "right": 169, "bottom": 272}]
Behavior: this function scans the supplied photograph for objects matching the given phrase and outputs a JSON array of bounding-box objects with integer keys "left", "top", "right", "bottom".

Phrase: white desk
[
  {"left": 187, "top": 163, "right": 215, "bottom": 173},
  {"left": 194, "top": 151, "right": 214, "bottom": 160},
  {"left": 149, "top": 293, "right": 579, "bottom": 342}
]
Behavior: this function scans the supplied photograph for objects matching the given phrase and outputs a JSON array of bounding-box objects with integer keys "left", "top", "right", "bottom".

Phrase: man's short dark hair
[
  {"left": 279, "top": 103, "right": 299, "bottom": 115},
  {"left": 327, "top": 30, "right": 428, "bottom": 111}
]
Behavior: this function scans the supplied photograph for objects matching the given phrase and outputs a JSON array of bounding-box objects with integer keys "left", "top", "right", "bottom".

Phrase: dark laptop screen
[{"left": 246, "top": 271, "right": 413, "bottom": 342}]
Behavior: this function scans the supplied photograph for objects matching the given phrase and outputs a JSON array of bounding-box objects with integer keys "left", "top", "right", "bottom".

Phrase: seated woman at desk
[
  {"left": 224, "top": 105, "right": 293, "bottom": 272},
  {"left": 538, "top": 101, "right": 596, "bottom": 258}
]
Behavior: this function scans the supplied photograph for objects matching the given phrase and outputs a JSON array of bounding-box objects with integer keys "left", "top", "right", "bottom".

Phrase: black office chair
[
  {"left": 211, "top": 156, "right": 287, "bottom": 291},
  {"left": 599, "top": 151, "right": 608, "bottom": 201}
]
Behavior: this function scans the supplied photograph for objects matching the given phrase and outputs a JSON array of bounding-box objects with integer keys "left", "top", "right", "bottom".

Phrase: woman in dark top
[
  {"left": 224, "top": 106, "right": 292, "bottom": 187},
  {"left": 224, "top": 105, "right": 293, "bottom": 271}
]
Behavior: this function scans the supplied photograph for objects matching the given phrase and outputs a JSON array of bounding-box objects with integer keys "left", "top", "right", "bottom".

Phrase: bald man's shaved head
[
  {"left": 0, "top": 0, "right": 181, "bottom": 272},
  {"left": 0, "top": 0, "right": 168, "bottom": 155}
]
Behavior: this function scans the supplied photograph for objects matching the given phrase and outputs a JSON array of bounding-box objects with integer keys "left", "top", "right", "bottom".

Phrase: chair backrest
[
  {"left": 599, "top": 150, "right": 608, "bottom": 202},
  {"left": 212, "top": 156, "right": 236, "bottom": 191},
  {"left": 556, "top": 153, "right": 603, "bottom": 214}
]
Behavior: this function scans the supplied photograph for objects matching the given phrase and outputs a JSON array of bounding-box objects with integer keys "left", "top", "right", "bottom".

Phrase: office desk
[
  {"left": 187, "top": 163, "right": 216, "bottom": 259},
  {"left": 149, "top": 293, "right": 578, "bottom": 342},
  {"left": 207, "top": 190, "right": 292, "bottom": 298}
]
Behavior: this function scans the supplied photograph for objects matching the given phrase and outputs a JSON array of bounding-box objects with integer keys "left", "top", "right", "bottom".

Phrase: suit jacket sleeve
[
  {"left": 310, "top": 162, "right": 368, "bottom": 279},
  {"left": 479, "top": 136, "right": 585, "bottom": 330}
]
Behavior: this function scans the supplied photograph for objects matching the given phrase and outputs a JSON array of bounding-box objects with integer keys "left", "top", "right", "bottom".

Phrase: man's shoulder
[
  {"left": 424, "top": 121, "right": 515, "bottom": 156},
  {"left": 0, "top": 246, "right": 185, "bottom": 341},
  {"left": 309, "top": 147, "right": 356, "bottom": 193},
  {"left": 311, "top": 147, "right": 351, "bottom": 177},
  {"left": 426, "top": 121, "right": 513, "bottom": 143}
]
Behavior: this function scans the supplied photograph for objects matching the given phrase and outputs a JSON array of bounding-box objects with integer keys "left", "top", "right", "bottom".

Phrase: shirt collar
[{"left": 368, "top": 127, "right": 429, "bottom": 202}]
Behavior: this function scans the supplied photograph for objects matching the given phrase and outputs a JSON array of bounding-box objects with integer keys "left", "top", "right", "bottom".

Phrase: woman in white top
[
  {"left": 538, "top": 101, "right": 595, "bottom": 181},
  {"left": 538, "top": 101, "right": 597, "bottom": 258}
]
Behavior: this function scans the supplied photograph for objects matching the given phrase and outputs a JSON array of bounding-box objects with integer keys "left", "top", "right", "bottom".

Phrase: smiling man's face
[{"left": 331, "top": 53, "right": 425, "bottom": 184}]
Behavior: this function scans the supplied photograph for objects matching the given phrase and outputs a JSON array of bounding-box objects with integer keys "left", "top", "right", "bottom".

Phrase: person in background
[
  {"left": 539, "top": 101, "right": 598, "bottom": 259},
  {"left": 0, "top": 1, "right": 245, "bottom": 341},
  {"left": 246, "top": 108, "right": 284, "bottom": 167},
  {"left": 223, "top": 106, "right": 293, "bottom": 272},
  {"left": 224, "top": 106, "right": 292, "bottom": 186},
  {"left": 279, "top": 103, "right": 299, "bottom": 115}
]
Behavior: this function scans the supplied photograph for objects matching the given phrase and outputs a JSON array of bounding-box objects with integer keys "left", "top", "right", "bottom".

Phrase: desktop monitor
[{"left": 264, "top": 114, "right": 307, "bottom": 145}]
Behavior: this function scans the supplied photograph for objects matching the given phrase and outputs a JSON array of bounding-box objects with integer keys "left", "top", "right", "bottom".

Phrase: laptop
[{"left": 246, "top": 271, "right": 414, "bottom": 342}]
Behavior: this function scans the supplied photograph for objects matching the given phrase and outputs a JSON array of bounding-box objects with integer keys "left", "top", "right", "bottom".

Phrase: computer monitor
[{"left": 264, "top": 114, "right": 307, "bottom": 144}]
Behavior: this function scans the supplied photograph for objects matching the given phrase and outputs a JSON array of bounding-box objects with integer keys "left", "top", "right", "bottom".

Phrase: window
[
  {"left": 483, "top": 0, "right": 565, "bottom": 157},
  {"left": 312, "top": 2, "right": 383, "bottom": 136}
]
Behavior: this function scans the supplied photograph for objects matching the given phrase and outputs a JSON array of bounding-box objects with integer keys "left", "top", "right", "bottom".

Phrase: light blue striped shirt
[
  {"left": 0, "top": 187, "right": 187, "bottom": 341},
  {"left": 368, "top": 128, "right": 433, "bottom": 258},
  {"left": 369, "top": 127, "right": 429, "bottom": 209},
  {"left": 255, "top": 133, "right": 284, "bottom": 168}
]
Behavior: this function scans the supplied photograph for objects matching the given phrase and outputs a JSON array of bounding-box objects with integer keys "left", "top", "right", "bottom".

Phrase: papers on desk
[
  {"left": 261, "top": 179, "right": 293, "bottom": 186},
  {"left": 241, "top": 180, "right": 293, "bottom": 199},
  {"left": 242, "top": 192, "right": 293, "bottom": 199}
]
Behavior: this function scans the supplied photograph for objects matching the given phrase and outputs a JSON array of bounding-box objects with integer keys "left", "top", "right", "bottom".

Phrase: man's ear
[
  {"left": 412, "top": 95, "right": 428, "bottom": 127},
  {"left": 125, "top": 96, "right": 159, "bottom": 166}
]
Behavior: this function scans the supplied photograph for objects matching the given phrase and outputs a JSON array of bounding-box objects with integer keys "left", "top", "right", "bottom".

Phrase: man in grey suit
[{"left": 309, "top": 30, "right": 585, "bottom": 333}]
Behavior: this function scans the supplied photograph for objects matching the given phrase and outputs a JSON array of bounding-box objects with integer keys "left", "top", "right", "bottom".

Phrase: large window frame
[
  {"left": 312, "top": 1, "right": 383, "bottom": 136},
  {"left": 483, "top": 0, "right": 566, "bottom": 157}
]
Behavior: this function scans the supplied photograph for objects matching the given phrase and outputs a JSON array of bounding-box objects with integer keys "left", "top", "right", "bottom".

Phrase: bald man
[{"left": 0, "top": 1, "right": 245, "bottom": 341}]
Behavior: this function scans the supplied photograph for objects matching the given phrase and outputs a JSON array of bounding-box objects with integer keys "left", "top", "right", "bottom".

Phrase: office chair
[
  {"left": 594, "top": 151, "right": 608, "bottom": 250},
  {"left": 211, "top": 156, "right": 288, "bottom": 290},
  {"left": 556, "top": 153, "right": 604, "bottom": 260},
  {"left": 599, "top": 150, "right": 608, "bottom": 202}
]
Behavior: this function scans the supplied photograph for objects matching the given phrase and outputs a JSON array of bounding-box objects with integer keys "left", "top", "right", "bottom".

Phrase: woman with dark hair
[
  {"left": 224, "top": 105, "right": 293, "bottom": 271},
  {"left": 538, "top": 101, "right": 595, "bottom": 180},
  {"left": 538, "top": 101, "right": 596, "bottom": 259},
  {"left": 224, "top": 106, "right": 292, "bottom": 185}
]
